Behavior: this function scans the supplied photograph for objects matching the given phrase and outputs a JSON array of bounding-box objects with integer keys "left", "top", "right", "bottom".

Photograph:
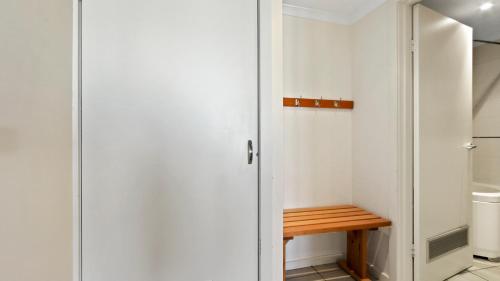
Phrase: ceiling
[
  {"left": 283, "top": 0, "right": 386, "bottom": 25},
  {"left": 422, "top": 0, "right": 500, "bottom": 41}
]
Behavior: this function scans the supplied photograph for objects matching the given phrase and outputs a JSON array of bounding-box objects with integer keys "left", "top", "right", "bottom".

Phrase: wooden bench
[{"left": 283, "top": 205, "right": 391, "bottom": 281}]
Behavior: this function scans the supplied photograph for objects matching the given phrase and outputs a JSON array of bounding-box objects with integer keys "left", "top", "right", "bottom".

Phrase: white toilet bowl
[{"left": 473, "top": 182, "right": 500, "bottom": 260}]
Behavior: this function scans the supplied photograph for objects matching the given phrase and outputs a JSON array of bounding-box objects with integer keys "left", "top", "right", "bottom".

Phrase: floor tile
[
  {"left": 286, "top": 272, "right": 323, "bottom": 281},
  {"left": 286, "top": 267, "right": 317, "bottom": 278},
  {"left": 319, "top": 268, "right": 351, "bottom": 280},
  {"left": 448, "top": 272, "right": 486, "bottom": 281},
  {"left": 469, "top": 258, "right": 500, "bottom": 271},
  {"left": 313, "top": 263, "right": 339, "bottom": 273},
  {"left": 470, "top": 266, "right": 500, "bottom": 280}
]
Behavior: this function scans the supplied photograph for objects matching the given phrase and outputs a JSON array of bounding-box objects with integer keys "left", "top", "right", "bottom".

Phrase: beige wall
[
  {"left": 282, "top": 2, "right": 399, "bottom": 276},
  {"left": 351, "top": 1, "right": 398, "bottom": 280},
  {"left": 0, "top": 1, "right": 73, "bottom": 280},
  {"left": 283, "top": 15, "right": 353, "bottom": 269},
  {"left": 270, "top": 0, "right": 284, "bottom": 280},
  {"left": 473, "top": 44, "right": 500, "bottom": 186}
]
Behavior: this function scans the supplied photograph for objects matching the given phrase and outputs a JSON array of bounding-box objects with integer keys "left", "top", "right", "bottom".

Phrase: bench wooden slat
[
  {"left": 284, "top": 214, "right": 380, "bottom": 228},
  {"left": 284, "top": 210, "right": 371, "bottom": 222},
  {"left": 283, "top": 204, "right": 354, "bottom": 213},
  {"left": 284, "top": 207, "right": 363, "bottom": 218},
  {"left": 284, "top": 218, "right": 391, "bottom": 238},
  {"left": 283, "top": 205, "right": 391, "bottom": 281}
]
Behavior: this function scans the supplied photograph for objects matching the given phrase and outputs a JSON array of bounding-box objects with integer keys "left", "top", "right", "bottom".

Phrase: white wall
[
  {"left": 271, "top": 0, "right": 285, "bottom": 279},
  {"left": 351, "top": 1, "right": 398, "bottom": 280},
  {"left": 473, "top": 44, "right": 500, "bottom": 186},
  {"left": 282, "top": 3, "right": 400, "bottom": 276},
  {"left": 283, "top": 15, "right": 353, "bottom": 269},
  {"left": 0, "top": 1, "right": 73, "bottom": 281}
]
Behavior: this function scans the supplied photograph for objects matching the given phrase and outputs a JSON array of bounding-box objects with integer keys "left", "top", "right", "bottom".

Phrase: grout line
[
  {"left": 316, "top": 268, "right": 341, "bottom": 274},
  {"left": 312, "top": 265, "right": 326, "bottom": 281},
  {"left": 468, "top": 260, "right": 500, "bottom": 272},
  {"left": 288, "top": 265, "right": 354, "bottom": 281},
  {"left": 312, "top": 265, "right": 351, "bottom": 281},
  {"left": 469, "top": 270, "right": 490, "bottom": 281},
  {"left": 286, "top": 269, "right": 317, "bottom": 279},
  {"left": 468, "top": 265, "right": 498, "bottom": 272},
  {"left": 445, "top": 269, "right": 469, "bottom": 281},
  {"left": 324, "top": 277, "right": 351, "bottom": 281}
]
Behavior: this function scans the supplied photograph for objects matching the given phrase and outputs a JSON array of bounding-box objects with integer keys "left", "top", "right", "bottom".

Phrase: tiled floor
[
  {"left": 286, "top": 258, "right": 500, "bottom": 281},
  {"left": 448, "top": 258, "right": 500, "bottom": 281},
  {"left": 285, "top": 263, "right": 354, "bottom": 281}
]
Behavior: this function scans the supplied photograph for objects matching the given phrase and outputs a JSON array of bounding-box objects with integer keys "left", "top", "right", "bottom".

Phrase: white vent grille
[{"left": 427, "top": 226, "right": 469, "bottom": 262}]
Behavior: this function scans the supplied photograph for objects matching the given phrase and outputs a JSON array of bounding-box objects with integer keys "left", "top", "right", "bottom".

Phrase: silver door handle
[
  {"left": 248, "top": 140, "right": 253, "bottom": 164},
  {"left": 464, "top": 143, "right": 478, "bottom": 150}
]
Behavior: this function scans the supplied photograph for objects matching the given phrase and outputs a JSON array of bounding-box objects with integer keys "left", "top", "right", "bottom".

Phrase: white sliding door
[
  {"left": 413, "top": 4, "right": 473, "bottom": 281},
  {"left": 81, "top": 1, "right": 259, "bottom": 280}
]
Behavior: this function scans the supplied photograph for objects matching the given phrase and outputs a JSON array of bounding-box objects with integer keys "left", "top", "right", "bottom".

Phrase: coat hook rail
[{"left": 283, "top": 97, "right": 354, "bottom": 109}]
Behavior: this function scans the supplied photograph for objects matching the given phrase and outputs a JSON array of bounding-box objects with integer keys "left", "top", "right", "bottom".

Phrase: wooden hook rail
[{"left": 283, "top": 97, "right": 354, "bottom": 109}]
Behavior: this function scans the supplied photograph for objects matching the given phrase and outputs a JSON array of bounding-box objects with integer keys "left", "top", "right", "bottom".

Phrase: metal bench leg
[{"left": 339, "top": 229, "right": 370, "bottom": 281}]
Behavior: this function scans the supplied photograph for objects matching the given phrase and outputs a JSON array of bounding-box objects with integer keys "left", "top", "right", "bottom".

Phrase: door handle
[
  {"left": 248, "top": 140, "right": 253, "bottom": 164},
  {"left": 464, "top": 142, "right": 478, "bottom": 150}
]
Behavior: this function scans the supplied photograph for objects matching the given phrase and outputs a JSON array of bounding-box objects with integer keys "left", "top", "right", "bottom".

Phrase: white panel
[
  {"left": 81, "top": 1, "right": 259, "bottom": 280},
  {"left": 414, "top": 4, "right": 473, "bottom": 281}
]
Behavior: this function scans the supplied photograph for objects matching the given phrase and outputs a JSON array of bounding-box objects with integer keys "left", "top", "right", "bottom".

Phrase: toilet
[{"left": 473, "top": 182, "right": 500, "bottom": 260}]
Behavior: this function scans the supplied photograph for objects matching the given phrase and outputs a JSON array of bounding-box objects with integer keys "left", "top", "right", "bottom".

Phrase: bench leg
[
  {"left": 283, "top": 237, "right": 292, "bottom": 281},
  {"left": 338, "top": 230, "right": 370, "bottom": 281}
]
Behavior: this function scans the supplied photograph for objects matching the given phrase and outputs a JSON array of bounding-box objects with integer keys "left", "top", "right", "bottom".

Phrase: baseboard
[
  {"left": 286, "top": 252, "right": 344, "bottom": 270},
  {"left": 368, "top": 263, "right": 390, "bottom": 281}
]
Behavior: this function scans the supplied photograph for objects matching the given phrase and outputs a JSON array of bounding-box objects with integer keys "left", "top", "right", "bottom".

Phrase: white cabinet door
[
  {"left": 81, "top": 1, "right": 259, "bottom": 280},
  {"left": 413, "top": 4, "right": 473, "bottom": 281}
]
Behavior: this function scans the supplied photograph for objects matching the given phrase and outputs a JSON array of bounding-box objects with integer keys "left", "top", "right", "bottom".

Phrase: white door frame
[
  {"left": 395, "top": 1, "right": 421, "bottom": 281},
  {"left": 71, "top": 1, "right": 279, "bottom": 280},
  {"left": 396, "top": 1, "right": 475, "bottom": 281},
  {"left": 71, "top": 1, "right": 81, "bottom": 280}
]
